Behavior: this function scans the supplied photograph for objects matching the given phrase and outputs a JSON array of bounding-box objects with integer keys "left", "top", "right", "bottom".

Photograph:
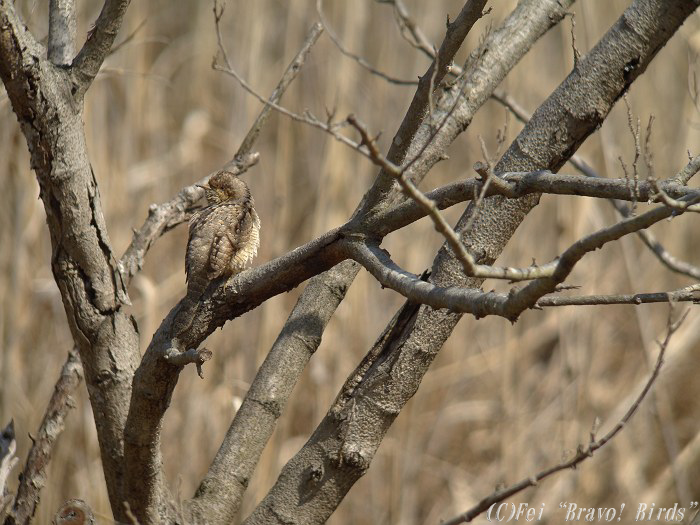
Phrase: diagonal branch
[
  {"left": 71, "top": 0, "right": 131, "bottom": 98},
  {"left": 185, "top": 263, "right": 359, "bottom": 523},
  {"left": 243, "top": 1, "right": 700, "bottom": 522},
  {"left": 232, "top": 22, "right": 324, "bottom": 158},
  {"left": 6, "top": 350, "right": 83, "bottom": 525},
  {"left": 494, "top": 88, "right": 700, "bottom": 281},
  {"left": 127, "top": 1, "right": 574, "bottom": 523},
  {"left": 123, "top": 18, "right": 325, "bottom": 525}
]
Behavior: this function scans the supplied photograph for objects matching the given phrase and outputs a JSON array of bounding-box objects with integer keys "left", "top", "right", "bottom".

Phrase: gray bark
[
  {"left": 0, "top": 1, "right": 136, "bottom": 521},
  {"left": 0, "top": 0, "right": 697, "bottom": 523},
  {"left": 48, "top": 0, "right": 76, "bottom": 66},
  {"left": 125, "top": 0, "right": 576, "bottom": 521},
  {"left": 242, "top": 0, "right": 699, "bottom": 523}
]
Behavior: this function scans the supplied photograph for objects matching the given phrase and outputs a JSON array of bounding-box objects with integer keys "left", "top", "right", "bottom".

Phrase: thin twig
[
  {"left": 233, "top": 22, "right": 324, "bottom": 158},
  {"left": 344, "top": 238, "right": 698, "bottom": 322},
  {"left": 493, "top": 89, "right": 700, "bottom": 281},
  {"left": 11, "top": 349, "right": 83, "bottom": 525},
  {"left": 384, "top": 0, "right": 435, "bottom": 60},
  {"left": 622, "top": 96, "right": 642, "bottom": 213},
  {"left": 536, "top": 284, "right": 700, "bottom": 307},
  {"left": 670, "top": 152, "right": 700, "bottom": 185},
  {"left": 442, "top": 308, "right": 688, "bottom": 525},
  {"left": 568, "top": 11, "right": 580, "bottom": 68},
  {"left": 119, "top": 2, "right": 324, "bottom": 287},
  {"left": 316, "top": 0, "right": 418, "bottom": 86}
]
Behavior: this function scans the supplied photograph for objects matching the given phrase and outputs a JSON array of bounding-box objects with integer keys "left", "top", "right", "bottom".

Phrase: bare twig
[
  {"left": 536, "top": 284, "right": 700, "bottom": 307},
  {"left": 71, "top": 0, "right": 133, "bottom": 98},
  {"left": 316, "top": 0, "right": 418, "bottom": 86},
  {"left": 213, "top": 61, "right": 369, "bottom": 159},
  {"left": 233, "top": 22, "right": 324, "bottom": 158},
  {"left": 622, "top": 96, "right": 642, "bottom": 213},
  {"left": 670, "top": 152, "right": 700, "bottom": 185},
  {"left": 636, "top": 229, "right": 700, "bottom": 280},
  {"left": 568, "top": 11, "right": 580, "bottom": 68},
  {"left": 493, "top": 89, "right": 700, "bottom": 280},
  {"left": 644, "top": 115, "right": 655, "bottom": 179},
  {"left": 387, "top": 0, "right": 436, "bottom": 60},
  {"left": 442, "top": 308, "right": 688, "bottom": 525},
  {"left": 11, "top": 349, "right": 83, "bottom": 525}
]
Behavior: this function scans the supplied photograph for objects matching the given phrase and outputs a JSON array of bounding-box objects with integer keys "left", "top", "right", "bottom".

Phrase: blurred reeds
[{"left": 1, "top": 1, "right": 699, "bottom": 523}]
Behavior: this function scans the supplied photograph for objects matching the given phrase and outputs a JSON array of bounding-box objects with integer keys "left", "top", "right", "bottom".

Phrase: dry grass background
[{"left": 1, "top": 1, "right": 700, "bottom": 523}]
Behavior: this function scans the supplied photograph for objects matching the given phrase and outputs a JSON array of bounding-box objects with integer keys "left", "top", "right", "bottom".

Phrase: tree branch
[
  {"left": 535, "top": 285, "right": 700, "bottom": 307},
  {"left": 71, "top": 0, "right": 131, "bottom": 98},
  {"left": 243, "top": 1, "right": 699, "bottom": 522},
  {"left": 6, "top": 350, "right": 83, "bottom": 525},
  {"left": 494, "top": 88, "right": 700, "bottom": 281},
  {"left": 48, "top": 0, "right": 76, "bottom": 66},
  {"left": 0, "top": 0, "right": 140, "bottom": 519},
  {"left": 123, "top": 18, "right": 325, "bottom": 525},
  {"left": 186, "top": 262, "right": 359, "bottom": 523}
]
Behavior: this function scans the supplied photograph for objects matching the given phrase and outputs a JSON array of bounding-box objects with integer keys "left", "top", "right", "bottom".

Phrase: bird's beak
[{"left": 195, "top": 183, "right": 208, "bottom": 190}]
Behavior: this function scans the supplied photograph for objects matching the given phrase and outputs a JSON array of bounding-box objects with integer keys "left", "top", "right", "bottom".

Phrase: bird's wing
[{"left": 206, "top": 203, "right": 248, "bottom": 279}]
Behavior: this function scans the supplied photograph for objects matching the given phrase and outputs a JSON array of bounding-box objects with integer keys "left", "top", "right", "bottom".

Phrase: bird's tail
[{"left": 173, "top": 273, "right": 208, "bottom": 337}]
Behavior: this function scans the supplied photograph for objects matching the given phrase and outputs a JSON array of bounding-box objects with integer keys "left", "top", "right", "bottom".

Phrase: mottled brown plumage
[{"left": 175, "top": 171, "right": 260, "bottom": 335}]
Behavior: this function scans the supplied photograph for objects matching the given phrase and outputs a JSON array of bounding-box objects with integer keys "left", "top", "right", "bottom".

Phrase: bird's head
[{"left": 199, "top": 171, "right": 250, "bottom": 204}]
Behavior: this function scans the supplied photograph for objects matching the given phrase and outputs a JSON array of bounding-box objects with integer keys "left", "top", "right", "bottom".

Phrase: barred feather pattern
[{"left": 174, "top": 174, "right": 260, "bottom": 336}]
